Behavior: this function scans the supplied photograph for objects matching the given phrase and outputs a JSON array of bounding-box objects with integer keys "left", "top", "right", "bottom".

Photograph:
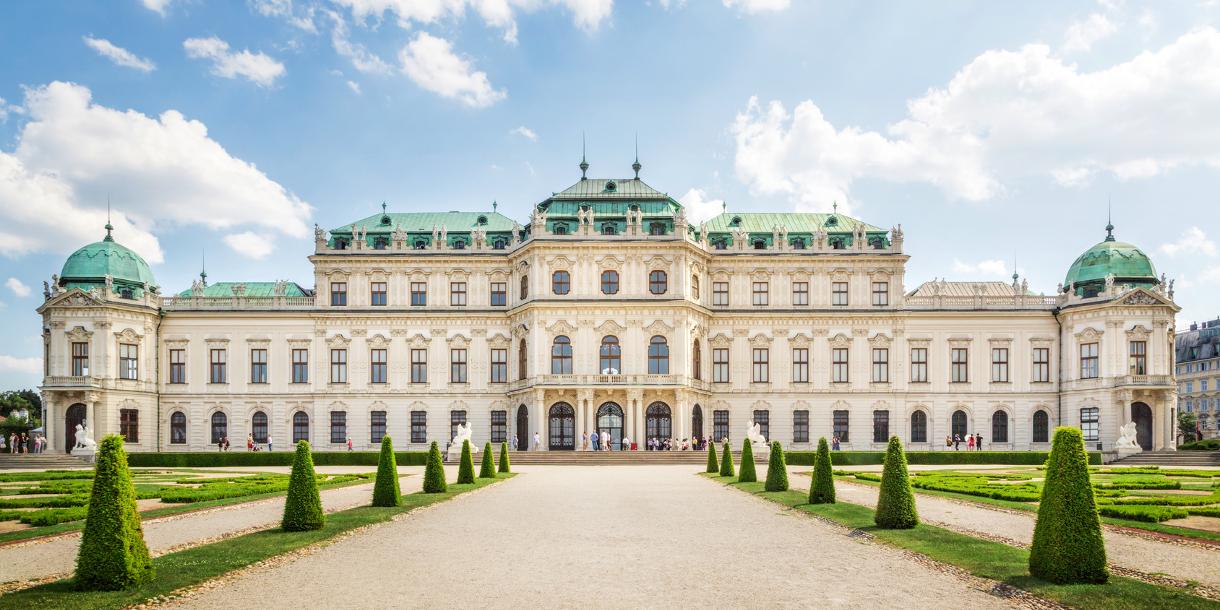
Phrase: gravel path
[
  {"left": 168, "top": 466, "right": 1015, "bottom": 609},
  {"left": 0, "top": 469, "right": 424, "bottom": 587},
  {"left": 802, "top": 471, "right": 1220, "bottom": 589}
]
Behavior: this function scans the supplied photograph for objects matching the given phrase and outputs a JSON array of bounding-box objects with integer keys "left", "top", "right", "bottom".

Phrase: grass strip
[
  {"left": 704, "top": 474, "right": 1216, "bottom": 610},
  {"left": 0, "top": 474, "right": 512, "bottom": 610}
]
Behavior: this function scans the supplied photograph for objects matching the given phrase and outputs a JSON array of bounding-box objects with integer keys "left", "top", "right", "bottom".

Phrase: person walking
[
  {"left": 532, "top": 431, "right": 541, "bottom": 451},
  {"left": 590, "top": 430, "right": 599, "bottom": 452},
  {"left": 247, "top": 435, "right": 254, "bottom": 451},
  {"left": 953, "top": 434, "right": 961, "bottom": 451},
  {"left": 966, "top": 434, "right": 975, "bottom": 451},
  {"left": 512, "top": 434, "right": 518, "bottom": 451},
  {"left": 347, "top": 436, "right": 353, "bottom": 451},
  {"left": 267, "top": 434, "right": 274, "bottom": 452},
  {"left": 975, "top": 433, "right": 983, "bottom": 451},
  {"left": 581, "top": 431, "right": 589, "bottom": 451}
]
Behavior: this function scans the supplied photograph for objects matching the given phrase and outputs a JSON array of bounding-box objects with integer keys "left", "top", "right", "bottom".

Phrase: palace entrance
[
  {"left": 597, "top": 402, "right": 625, "bottom": 450},
  {"left": 692, "top": 404, "right": 703, "bottom": 441},
  {"left": 645, "top": 402, "right": 672, "bottom": 446},
  {"left": 65, "top": 403, "right": 86, "bottom": 453},
  {"left": 1131, "top": 402, "right": 1153, "bottom": 450},
  {"left": 548, "top": 403, "right": 575, "bottom": 450},
  {"left": 516, "top": 405, "right": 529, "bottom": 451}
]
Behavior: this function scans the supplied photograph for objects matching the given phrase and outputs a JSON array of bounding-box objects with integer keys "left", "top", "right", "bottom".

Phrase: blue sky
[{"left": 1, "top": 0, "right": 1218, "bottom": 389}]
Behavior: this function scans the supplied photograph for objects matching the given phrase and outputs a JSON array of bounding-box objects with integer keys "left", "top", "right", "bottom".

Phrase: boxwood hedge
[
  {"left": 126, "top": 451, "right": 429, "bottom": 468},
  {"left": 783, "top": 450, "right": 1101, "bottom": 466}
]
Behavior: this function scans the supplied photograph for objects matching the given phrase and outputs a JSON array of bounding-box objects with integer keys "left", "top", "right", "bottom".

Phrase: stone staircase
[
  {"left": 1111, "top": 450, "right": 1220, "bottom": 467},
  {"left": 477, "top": 450, "right": 751, "bottom": 466},
  {"left": 0, "top": 452, "right": 93, "bottom": 470}
]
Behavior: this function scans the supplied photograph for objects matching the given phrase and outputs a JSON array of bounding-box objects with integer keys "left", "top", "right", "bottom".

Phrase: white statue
[
  {"left": 73, "top": 420, "right": 96, "bottom": 451},
  {"left": 1115, "top": 421, "right": 1141, "bottom": 451},
  {"left": 447, "top": 422, "right": 478, "bottom": 458},
  {"left": 746, "top": 420, "right": 767, "bottom": 447}
]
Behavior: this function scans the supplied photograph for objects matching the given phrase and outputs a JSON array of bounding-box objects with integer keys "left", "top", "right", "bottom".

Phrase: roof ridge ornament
[
  {"left": 1105, "top": 199, "right": 1115, "bottom": 241},
  {"left": 632, "top": 132, "right": 641, "bottom": 179},
  {"left": 104, "top": 197, "right": 114, "bottom": 242},
  {"left": 580, "top": 132, "right": 589, "bottom": 180}
]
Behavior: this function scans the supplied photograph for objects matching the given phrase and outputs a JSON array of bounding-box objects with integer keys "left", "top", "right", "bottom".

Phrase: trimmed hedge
[
  {"left": 422, "top": 441, "right": 447, "bottom": 493},
  {"left": 498, "top": 442, "right": 511, "bottom": 474},
  {"left": 1029, "top": 427, "right": 1108, "bottom": 584},
  {"left": 371, "top": 436, "right": 401, "bottom": 507},
  {"left": 75, "top": 435, "right": 154, "bottom": 591},
  {"left": 1098, "top": 505, "right": 1188, "bottom": 523},
  {"left": 764, "top": 441, "right": 788, "bottom": 491},
  {"left": 784, "top": 450, "right": 1101, "bottom": 466},
  {"left": 874, "top": 437, "right": 918, "bottom": 529},
  {"left": 738, "top": 439, "right": 757, "bottom": 483},
  {"left": 281, "top": 441, "right": 325, "bottom": 532},
  {"left": 706, "top": 442, "right": 719, "bottom": 473},
  {"left": 809, "top": 437, "right": 835, "bottom": 504},
  {"left": 457, "top": 440, "right": 476, "bottom": 484},
  {"left": 1180, "top": 439, "right": 1220, "bottom": 451},
  {"left": 479, "top": 442, "right": 496, "bottom": 479},
  {"left": 127, "top": 450, "right": 429, "bottom": 468},
  {"left": 720, "top": 442, "right": 735, "bottom": 477}
]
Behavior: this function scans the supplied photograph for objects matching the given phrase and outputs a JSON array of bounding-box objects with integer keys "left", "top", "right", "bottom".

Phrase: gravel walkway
[
  {"left": 167, "top": 466, "right": 1015, "bottom": 609},
  {"left": 0, "top": 469, "right": 425, "bottom": 587}
]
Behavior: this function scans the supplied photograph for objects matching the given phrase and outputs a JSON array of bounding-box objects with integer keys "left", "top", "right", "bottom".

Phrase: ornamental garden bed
[{"left": 784, "top": 450, "right": 1102, "bottom": 466}]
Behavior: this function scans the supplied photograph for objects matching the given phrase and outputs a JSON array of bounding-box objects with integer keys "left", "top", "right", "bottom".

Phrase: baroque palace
[{"left": 36, "top": 160, "right": 1181, "bottom": 455}]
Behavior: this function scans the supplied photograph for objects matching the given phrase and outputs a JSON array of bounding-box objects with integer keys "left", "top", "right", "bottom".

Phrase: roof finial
[
  {"left": 579, "top": 132, "right": 589, "bottom": 180},
  {"left": 1012, "top": 251, "right": 1019, "bottom": 283},
  {"left": 492, "top": 200, "right": 498, "bottom": 212},
  {"left": 1105, "top": 197, "right": 1115, "bottom": 241},
  {"left": 382, "top": 201, "right": 387, "bottom": 214},
  {"left": 104, "top": 195, "right": 114, "bottom": 241},
  {"left": 632, "top": 132, "right": 641, "bottom": 179},
  {"left": 832, "top": 201, "right": 838, "bottom": 214},
  {"left": 722, "top": 201, "right": 727, "bottom": 213},
  {"left": 200, "top": 249, "right": 208, "bottom": 285}
]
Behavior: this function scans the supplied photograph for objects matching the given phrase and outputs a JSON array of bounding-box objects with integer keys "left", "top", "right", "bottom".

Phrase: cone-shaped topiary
[
  {"left": 764, "top": 441, "right": 789, "bottom": 491},
  {"left": 75, "top": 435, "right": 153, "bottom": 590},
  {"left": 423, "top": 441, "right": 448, "bottom": 493},
  {"left": 498, "top": 441, "right": 511, "bottom": 474},
  {"left": 719, "top": 441, "right": 735, "bottom": 477},
  {"left": 738, "top": 439, "right": 757, "bottom": 483},
  {"left": 809, "top": 437, "right": 836, "bottom": 504},
  {"left": 371, "top": 435, "right": 400, "bottom": 507},
  {"left": 456, "top": 440, "right": 476, "bottom": 484},
  {"left": 282, "top": 440, "right": 325, "bottom": 531},
  {"left": 479, "top": 442, "right": 497, "bottom": 478},
  {"left": 874, "top": 436, "right": 918, "bottom": 529},
  {"left": 1029, "top": 427, "right": 1108, "bottom": 584},
  {"left": 706, "top": 441, "right": 719, "bottom": 473}
]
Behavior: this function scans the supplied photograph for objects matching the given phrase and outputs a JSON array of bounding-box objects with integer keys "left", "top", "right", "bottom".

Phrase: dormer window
[
  {"left": 831, "top": 237, "right": 846, "bottom": 250},
  {"left": 649, "top": 222, "right": 666, "bottom": 236},
  {"left": 120, "top": 288, "right": 134, "bottom": 299},
  {"left": 380, "top": 215, "right": 391, "bottom": 226},
  {"left": 334, "top": 238, "right": 349, "bottom": 250},
  {"left": 714, "top": 239, "right": 727, "bottom": 250},
  {"left": 753, "top": 239, "right": 766, "bottom": 250},
  {"left": 554, "top": 224, "right": 568, "bottom": 235},
  {"left": 373, "top": 237, "right": 388, "bottom": 250},
  {"left": 414, "top": 240, "right": 427, "bottom": 250},
  {"left": 730, "top": 216, "right": 742, "bottom": 227},
  {"left": 870, "top": 237, "right": 885, "bottom": 250},
  {"left": 493, "top": 238, "right": 506, "bottom": 250},
  {"left": 792, "top": 237, "right": 806, "bottom": 250},
  {"left": 602, "top": 223, "right": 617, "bottom": 236},
  {"left": 453, "top": 240, "right": 466, "bottom": 250},
  {"left": 825, "top": 216, "right": 838, "bottom": 227},
  {"left": 477, "top": 215, "right": 488, "bottom": 226},
  {"left": 605, "top": 180, "right": 617, "bottom": 192}
]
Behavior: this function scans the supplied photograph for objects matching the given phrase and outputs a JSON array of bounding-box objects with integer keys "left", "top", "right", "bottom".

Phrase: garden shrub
[
  {"left": 423, "top": 441, "right": 447, "bottom": 493},
  {"left": 1098, "top": 505, "right": 1188, "bottom": 522},
  {"left": 874, "top": 436, "right": 918, "bottom": 529},
  {"left": 720, "top": 442, "right": 735, "bottom": 477},
  {"left": 281, "top": 441, "right": 325, "bottom": 532},
  {"left": 1029, "top": 427, "right": 1107, "bottom": 584},
  {"left": 126, "top": 451, "right": 429, "bottom": 468},
  {"left": 706, "top": 442, "right": 719, "bottom": 473},
  {"left": 1187, "top": 506, "right": 1220, "bottom": 518},
  {"left": 372, "top": 436, "right": 401, "bottom": 507},
  {"left": 498, "top": 442, "right": 511, "bottom": 474},
  {"left": 457, "top": 440, "right": 476, "bottom": 484},
  {"left": 479, "top": 442, "right": 496, "bottom": 479},
  {"left": 75, "top": 435, "right": 153, "bottom": 591},
  {"left": 764, "top": 441, "right": 788, "bottom": 491},
  {"left": 738, "top": 439, "right": 757, "bottom": 483},
  {"left": 782, "top": 450, "right": 1101, "bottom": 466},
  {"left": 1180, "top": 439, "right": 1220, "bottom": 451},
  {"left": 809, "top": 437, "right": 835, "bottom": 504},
  {"left": 1094, "top": 476, "right": 1181, "bottom": 490}
]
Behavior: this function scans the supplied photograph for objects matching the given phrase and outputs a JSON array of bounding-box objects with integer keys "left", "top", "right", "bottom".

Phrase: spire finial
[
  {"left": 382, "top": 201, "right": 387, "bottom": 214},
  {"left": 632, "top": 133, "right": 641, "bottom": 179},
  {"left": 200, "top": 249, "right": 207, "bottom": 285},
  {"left": 832, "top": 201, "right": 838, "bottom": 214},
  {"left": 1105, "top": 197, "right": 1115, "bottom": 241},
  {"left": 1012, "top": 251, "right": 1019, "bottom": 283},
  {"left": 579, "top": 132, "right": 589, "bottom": 180},
  {"left": 492, "top": 200, "right": 498, "bottom": 212},
  {"left": 104, "top": 195, "right": 114, "bottom": 241}
]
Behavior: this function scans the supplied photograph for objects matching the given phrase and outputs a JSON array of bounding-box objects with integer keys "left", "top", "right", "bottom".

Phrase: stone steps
[
  {"left": 480, "top": 450, "right": 745, "bottom": 465},
  {"left": 1111, "top": 450, "right": 1220, "bottom": 467},
  {"left": 0, "top": 453, "right": 92, "bottom": 470}
]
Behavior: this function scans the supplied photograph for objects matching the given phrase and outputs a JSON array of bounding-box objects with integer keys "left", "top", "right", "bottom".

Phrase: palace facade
[{"left": 36, "top": 164, "right": 1181, "bottom": 454}]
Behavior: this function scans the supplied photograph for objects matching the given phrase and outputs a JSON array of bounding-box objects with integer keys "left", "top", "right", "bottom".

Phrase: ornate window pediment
[
  {"left": 204, "top": 336, "right": 231, "bottom": 345},
  {"left": 546, "top": 255, "right": 575, "bottom": 271},
  {"left": 447, "top": 334, "right": 471, "bottom": 348},
  {"left": 829, "top": 333, "right": 852, "bottom": 348},
  {"left": 66, "top": 325, "right": 93, "bottom": 341},
  {"left": 642, "top": 255, "right": 673, "bottom": 269},
  {"left": 1074, "top": 327, "right": 1103, "bottom": 341},
  {"left": 488, "top": 333, "right": 511, "bottom": 348},
  {"left": 830, "top": 267, "right": 852, "bottom": 281},
  {"left": 644, "top": 319, "right": 674, "bottom": 336},
  {"left": 987, "top": 336, "right": 1013, "bottom": 346},
  {"left": 450, "top": 400, "right": 468, "bottom": 410},
  {"left": 868, "top": 333, "right": 892, "bottom": 347},
  {"left": 789, "top": 333, "right": 812, "bottom": 347},
  {"left": 1126, "top": 324, "right": 1151, "bottom": 340},
  {"left": 596, "top": 255, "right": 624, "bottom": 270},
  {"left": 710, "top": 270, "right": 731, "bottom": 282},
  {"left": 448, "top": 270, "right": 470, "bottom": 282},
  {"left": 750, "top": 269, "right": 771, "bottom": 281},
  {"left": 748, "top": 333, "right": 772, "bottom": 347},
  {"left": 709, "top": 333, "right": 732, "bottom": 348},
  {"left": 487, "top": 269, "right": 510, "bottom": 282},
  {"left": 872, "top": 400, "right": 890, "bottom": 410},
  {"left": 907, "top": 336, "right": 931, "bottom": 346},
  {"left": 792, "top": 400, "right": 810, "bottom": 410},
  {"left": 947, "top": 335, "right": 973, "bottom": 347},
  {"left": 547, "top": 320, "right": 577, "bottom": 335},
  {"left": 1029, "top": 335, "right": 1055, "bottom": 346},
  {"left": 409, "top": 400, "right": 428, "bottom": 410},
  {"left": 751, "top": 399, "right": 771, "bottom": 410},
  {"left": 831, "top": 399, "right": 851, "bottom": 410},
  {"left": 326, "top": 334, "right": 351, "bottom": 347},
  {"left": 245, "top": 336, "right": 271, "bottom": 346},
  {"left": 596, "top": 320, "right": 626, "bottom": 335},
  {"left": 368, "top": 333, "right": 390, "bottom": 348}
]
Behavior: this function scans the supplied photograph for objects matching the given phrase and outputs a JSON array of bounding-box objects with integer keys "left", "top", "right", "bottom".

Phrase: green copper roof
[
  {"left": 59, "top": 227, "right": 157, "bottom": 293},
  {"left": 702, "top": 212, "right": 884, "bottom": 234},
  {"left": 551, "top": 178, "right": 671, "bottom": 200},
  {"left": 332, "top": 210, "right": 516, "bottom": 234},
  {"left": 176, "top": 282, "right": 308, "bottom": 298},
  {"left": 1063, "top": 225, "right": 1158, "bottom": 292}
]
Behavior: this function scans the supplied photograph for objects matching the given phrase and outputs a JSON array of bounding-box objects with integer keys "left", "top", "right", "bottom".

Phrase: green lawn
[
  {"left": 0, "top": 474, "right": 513, "bottom": 610},
  {"left": 705, "top": 474, "right": 1217, "bottom": 610}
]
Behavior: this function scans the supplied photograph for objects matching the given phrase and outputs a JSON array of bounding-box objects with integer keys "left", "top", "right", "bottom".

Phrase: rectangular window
[
  {"left": 1033, "top": 347, "right": 1050, "bottom": 382},
  {"left": 873, "top": 410, "right": 890, "bottom": 443},
  {"left": 330, "top": 281, "right": 347, "bottom": 306},
  {"left": 292, "top": 349, "right": 309, "bottom": 383},
  {"left": 209, "top": 348, "right": 227, "bottom": 383},
  {"left": 1080, "top": 342, "right": 1099, "bottom": 379},
  {"left": 832, "top": 281, "right": 849, "bottom": 306},
  {"left": 250, "top": 348, "right": 268, "bottom": 384},
  {"left": 752, "top": 348, "right": 769, "bottom": 382},
  {"left": 411, "top": 282, "right": 427, "bottom": 307},
  {"left": 370, "top": 282, "right": 387, "bottom": 306},
  {"left": 450, "top": 281, "right": 467, "bottom": 307},
  {"left": 490, "top": 348, "right": 508, "bottom": 383},
  {"left": 370, "top": 411, "right": 386, "bottom": 444},
  {"left": 951, "top": 347, "right": 969, "bottom": 383},
  {"left": 712, "top": 348, "right": 730, "bottom": 383},
  {"left": 490, "top": 281, "right": 507, "bottom": 306},
  {"left": 791, "top": 348, "right": 809, "bottom": 383},
  {"left": 832, "top": 347, "right": 849, "bottom": 383},
  {"left": 169, "top": 348, "right": 186, "bottom": 384},
  {"left": 450, "top": 410, "right": 467, "bottom": 442},
  {"left": 370, "top": 349, "right": 388, "bottom": 384},
  {"left": 330, "top": 411, "right": 347, "bottom": 444},
  {"left": 119, "top": 409, "right": 138, "bottom": 443},
  {"left": 411, "top": 349, "right": 428, "bottom": 384},
  {"left": 792, "top": 281, "right": 809, "bottom": 306},
  {"left": 753, "top": 410, "right": 769, "bottom": 440},
  {"left": 450, "top": 349, "right": 468, "bottom": 383},
  {"left": 833, "top": 410, "right": 849, "bottom": 442},
  {"left": 872, "top": 281, "right": 889, "bottom": 307},
  {"left": 793, "top": 410, "right": 809, "bottom": 443},
  {"left": 119, "top": 343, "right": 138, "bottom": 380},
  {"left": 991, "top": 347, "right": 1009, "bottom": 383},
  {"left": 871, "top": 348, "right": 889, "bottom": 383},
  {"left": 491, "top": 410, "right": 507, "bottom": 443},
  {"left": 712, "top": 281, "right": 729, "bottom": 306},
  {"left": 1129, "top": 341, "right": 1147, "bottom": 375},
  {"left": 713, "top": 410, "right": 729, "bottom": 443},
  {"left": 71, "top": 342, "right": 89, "bottom": 376},
  {"left": 330, "top": 348, "right": 347, "bottom": 384},
  {"left": 752, "top": 281, "right": 769, "bottom": 306},
  {"left": 910, "top": 347, "right": 928, "bottom": 383},
  {"left": 411, "top": 411, "right": 427, "bottom": 444},
  {"left": 1080, "top": 407, "right": 1099, "bottom": 442}
]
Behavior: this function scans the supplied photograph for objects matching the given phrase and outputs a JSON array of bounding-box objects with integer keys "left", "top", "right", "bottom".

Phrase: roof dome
[
  {"left": 59, "top": 224, "right": 157, "bottom": 296},
  {"left": 1063, "top": 223, "right": 1157, "bottom": 295}
]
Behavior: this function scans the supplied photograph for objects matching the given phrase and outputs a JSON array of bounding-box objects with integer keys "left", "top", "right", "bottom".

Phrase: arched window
[
  {"left": 373, "top": 237, "right": 388, "bottom": 250},
  {"left": 519, "top": 275, "right": 528, "bottom": 299},
  {"left": 492, "top": 238, "right": 506, "bottom": 250},
  {"left": 602, "top": 223, "right": 617, "bottom": 235},
  {"left": 552, "top": 270, "right": 570, "bottom": 295},
  {"left": 601, "top": 270, "right": 619, "bottom": 295},
  {"left": 649, "top": 222, "right": 666, "bottom": 235},
  {"left": 692, "top": 340, "right": 702, "bottom": 380},
  {"left": 599, "top": 336, "right": 621, "bottom": 374},
  {"left": 293, "top": 411, "right": 309, "bottom": 443},
  {"left": 791, "top": 237, "right": 806, "bottom": 250},
  {"left": 691, "top": 274, "right": 700, "bottom": 299},
  {"left": 210, "top": 411, "right": 227, "bottom": 444},
  {"left": 992, "top": 411, "right": 1009, "bottom": 444},
  {"left": 910, "top": 410, "right": 927, "bottom": 443},
  {"left": 170, "top": 411, "right": 187, "bottom": 444},
  {"left": 753, "top": 239, "right": 766, "bottom": 250},
  {"left": 647, "top": 336, "right": 669, "bottom": 374},
  {"left": 553, "top": 223, "right": 568, "bottom": 235},
  {"left": 1032, "top": 410, "right": 1049, "bottom": 443},
  {"left": 831, "top": 237, "right": 846, "bottom": 250},
  {"left": 452, "top": 239, "right": 466, "bottom": 250},
  {"left": 714, "top": 239, "right": 727, "bottom": 250},
  {"left": 951, "top": 409, "right": 967, "bottom": 439},
  {"left": 252, "top": 411, "right": 268, "bottom": 443},
  {"left": 551, "top": 336, "right": 573, "bottom": 374},
  {"left": 518, "top": 338, "right": 527, "bottom": 380},
  {"left": 649, "top": 270, "right": 667, "bottom": 295},
  {"left": 413, "top": 239, "right": 427, "bottom": 250}
]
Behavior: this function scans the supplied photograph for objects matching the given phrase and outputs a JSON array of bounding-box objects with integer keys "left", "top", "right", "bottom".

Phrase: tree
[
  {"left": 423, "top": 441, "right": 447, "bottom": 493},
  {"left": 1178, "top": 411, "right": 1199, "bottom": 443},
  {"left": 719, "top": 441, "right": 735, "bottom": 477},
  {"left": 457, "top": 440, "right": 476, "bottom": 484},
  {"left": 764, "top": 441, "right": 788, "bottom": 491},
  {"left": 75, "top": 435, "right": 153, "bottom": 590},
  {"left": 282, "top": 440, "right": 325, "bottom": 531},
  {"left": 874, "top": 436, "right": 918, "bottom": 529},
  {"left": 479, "top": 442, "right": 497, "bottom": 478},
  {"left": 738, "top": 439, "right": 757, "bottom": 483},
  {"left": 706, "top": 441, "right": 719, "bottom": 473},
  {"left": 371, "top": 435, "right": 400, "bottom": 507},
  {"left": 809, "top": 437, "right": 835, "bottom": 504},
  {"left": 498, "top": 441, "right": 511, "bottom": 474},
  {"left": 1029, "top": 426, "right": 1108, "bottom": 584}
]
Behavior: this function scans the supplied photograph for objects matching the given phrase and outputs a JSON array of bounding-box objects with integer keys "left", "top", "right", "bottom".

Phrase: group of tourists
[
  {"left": 1, "top": 432, "right": 45, "bottom": 453},
  {"left": 947, "top": 433, "right": 985, "bottom": 451},
  {"left": 242, "top": 434, "right": 276, "bottom": 452},
  {"left": 581, "top": 430, "right": 631, "bottom": 451}
]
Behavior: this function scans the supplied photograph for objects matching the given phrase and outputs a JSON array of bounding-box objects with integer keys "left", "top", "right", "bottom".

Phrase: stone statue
[
  {"left": 73, "top": 420, "right": 96, "bottom": 450},
  {"left": 447, "top": 422, "right": 477, "bottom": 459},
  {"left": 1115, "top": 421, "right": 1141, "bottom": 451},
  {"left": 392, "top": 223, "right": 407, "bottom": 243},
  {"left": 746, "top": 420, "right": 767, "bottom": 447},
  {"left": 43, "top": 280, "right": 51, "bottom": 300},
  {"left": 314, "top": 224, "right": 325, "bottom": 242}
]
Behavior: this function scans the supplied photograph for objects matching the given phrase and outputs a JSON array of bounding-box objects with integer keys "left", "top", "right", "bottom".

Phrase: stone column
[{"left": 532, "top": 390, "right": 545, "bottom": 451}]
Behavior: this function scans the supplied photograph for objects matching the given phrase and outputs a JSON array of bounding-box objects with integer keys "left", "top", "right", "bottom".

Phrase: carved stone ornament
[
  {"left": 1122, "top": 292, "right": 1159, "bottom": 306},
  {"left": 829, "top": 333, "right": 852, "bottom": 348},
  {"left": 326, "top": 334, "right": 352, "bottom": 347}
]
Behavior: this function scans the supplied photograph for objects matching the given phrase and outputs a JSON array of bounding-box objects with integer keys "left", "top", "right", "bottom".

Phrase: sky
[{"left": 0, "top": 0, "right": 1218, "bottom": 389}]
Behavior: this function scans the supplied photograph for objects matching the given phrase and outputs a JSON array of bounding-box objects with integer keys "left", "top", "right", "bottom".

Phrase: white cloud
[
  {"left": 399, "top": 33, "right": 506, "bottom": 107},
  {"left": 83, "top": 37, "right": 156, "bottom": 72},
  {"left": 334, "top": 0, "right": 612, "bottom": 44},
  {"left": 1063, "top": 13, "right": 1118, "bottom": 53},
  {"left": 1160, "top": 226, "right": 1217, "bottom": 257},
  {"left": 328, "top": 11, "right": 394, "bottom": 74},
  {"left": 722, "top": 0, "right": 789, "bottom": 13},
  {"left": 678, "top": 187, "right": 725, "bottom": 224},
  {"left": 510, "top": 125, "right": 537, "bottom": 141},
  {"left": 5, "top": 278, "right": 30, "bottom": 298},
  {"left": 183, "top": 37, "right": 286, "bottom": 87},
  {"left": 251, "top": 0, "right": 318, "bottom": 32},
  {"left": 732, "top": 28, "right": 1220, "bottom": 209},
  {"left": 0, "top": 354, "right": 40, "bottom": 375},
  {"left": 223, "top": 231, "right": 276, "bottom": 260},
  {"left": 347, "top": 80, "right": 362, "bottom": 94},
  {"left": 952, "top": 258, "right": 1010, "bottom": 278},
  {"left": 142, "top": 0, "right": 172, "bottom": 15},
  {"left": 0, "top": 81, "right": 311, "bottom": 264}
]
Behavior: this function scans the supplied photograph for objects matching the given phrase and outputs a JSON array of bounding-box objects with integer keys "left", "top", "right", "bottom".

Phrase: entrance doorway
[
  {"left": 597, "top": 402, "right": 625, "bottom": 450},
  {"left": 1131, "top": 402, "right": 1153, "bottom": 450},
  {"left": 548, "top": 403, "right": 575, "bottom": 450},
  {"left": 692, "top": 404, "right": 703, "bottom": 441},
  {"left": 516, "top": 405, "right": 529, "bottom": 450},
  {"left": 646, "top": 402, "right": 672, "bottom": 446},
  {"left": 66, "top": 403, "right": 86, "bottom": 453}
]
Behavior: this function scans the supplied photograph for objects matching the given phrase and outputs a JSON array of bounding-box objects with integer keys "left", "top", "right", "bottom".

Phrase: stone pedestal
[
  {"left": 71, "top": 446, "right": 96, "bottom": 463},
  {"left": 1115, "top": 446, "right": 1142, "bottom": 459}
]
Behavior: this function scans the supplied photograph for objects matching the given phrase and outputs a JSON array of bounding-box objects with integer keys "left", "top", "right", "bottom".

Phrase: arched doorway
[
  {"left": 646, "top": 402, "right": 672, "bottom": 446},
  {"left": 597, "top": 402, "right": 625, "bottom": 450},
  {"left": 692, "top": 404, "right": 704, "bottom": 441},
  {"left": 1131, "top": 402, "right": 1153, "bottom": 450},
  {"left": 516, "top": 405, "right": 529, "bottom": 450},
  {"left": 951, "top": 410, "right": 968, "bottom": 440},
  {"left": 548, "top": 403, "right": 575, "bottom": 450},
  {"left": 65, "top": 403, "right": 86, "bottom": 453}
]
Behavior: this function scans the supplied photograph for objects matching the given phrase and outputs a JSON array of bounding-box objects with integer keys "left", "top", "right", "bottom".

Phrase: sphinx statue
[{"left": 1115, "top": 421, "right": 1141, "bottom": 451}]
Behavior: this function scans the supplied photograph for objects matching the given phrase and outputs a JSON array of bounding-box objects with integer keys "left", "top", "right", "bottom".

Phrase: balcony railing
[
  {"left": 1061, "top": 374, "right": 1174, "bottom": 391},
  {"left": 42, "top": 375, "right": 98, "bottom": 388},
  {"left": 507, "top": 374, "right": 710, "bottom": 392},
  {"left": 904, "top": 294, "right": 1059, "bottom": 310},
  {"left": 161, "top": 296, "right": 317, "bottom": 311}
]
